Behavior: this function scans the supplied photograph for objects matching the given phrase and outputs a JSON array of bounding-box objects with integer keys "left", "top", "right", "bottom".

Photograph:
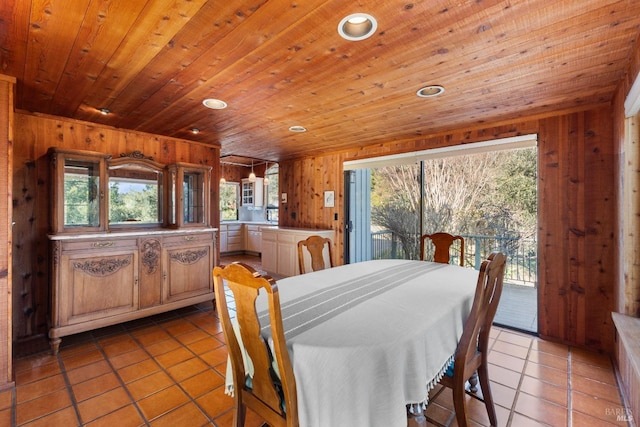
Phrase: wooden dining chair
[
  {"left": 213, "top": 262, "right": 298, "bottom": 427},
  {"left": 297, "top": 235, "right": 334, "bottom": 274},
  {"left": 438, "top": 251, "right": 507, "bottom": 427},
  {"left": 420, "top": 232, "right": 465, "bottom": 266}
]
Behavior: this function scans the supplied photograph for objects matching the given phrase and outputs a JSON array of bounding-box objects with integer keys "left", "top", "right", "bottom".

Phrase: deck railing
[{"left": 371, "top": 231, "right": 537, "bottom": 286}]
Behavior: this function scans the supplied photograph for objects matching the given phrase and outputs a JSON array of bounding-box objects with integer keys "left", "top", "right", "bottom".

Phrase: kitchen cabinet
[
  {"left": 219, "top": 222, "right": 272, "bottom": 255},
  {"left": 49, "top": 230, "right": 215, "bottom": 354},
  {"left": 261, "top": 227, "right": 335, "bottom": 277},
  {"left": 219, "top": 225, "right": 228, "bottom": 253},
  {"left": 241, "top": 178, "right": 264, "bottom": 207},
  {"left": 245, "top": 224, "right": 262, "bottom": 254},
  {"left": 226, "top": 224, "right": 243, "bottom": 253}
]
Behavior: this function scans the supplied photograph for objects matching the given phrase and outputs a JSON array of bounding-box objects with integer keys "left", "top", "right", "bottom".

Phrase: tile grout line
[
  {"left": 185, "top": 305, "right": 237, "bottom": 426},
  {"left": 567, "top": 346, "right": 573, "bottom": 427},
  {"left": 129, "top": 306, "right": 225, "bottom": 425},
  {"left": 56, "top": 350, "right": 84, "bottom": 426},
  {"left": 93, "top": 334, "right": 152, "bottom": 426},
  {"left": 509, "top": 329, "right": 529, "bottom": 427}
]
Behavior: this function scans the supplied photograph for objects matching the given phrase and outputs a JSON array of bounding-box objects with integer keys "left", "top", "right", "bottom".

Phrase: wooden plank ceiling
[{"left": 1, "top": 0, "right": 639, "bottom": 163}]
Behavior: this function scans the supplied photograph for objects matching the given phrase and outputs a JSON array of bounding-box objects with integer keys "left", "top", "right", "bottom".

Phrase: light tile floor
[{"left": 0, "top": 255, "right": 630, "bottom": 427}]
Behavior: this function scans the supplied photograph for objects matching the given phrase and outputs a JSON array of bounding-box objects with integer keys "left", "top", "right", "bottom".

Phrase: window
[
  {"left": 265, "top": 164, "right": 279, "bottom": 221},
  {"left": 220, "top": 182, "right": 240, "bottom": 221}
]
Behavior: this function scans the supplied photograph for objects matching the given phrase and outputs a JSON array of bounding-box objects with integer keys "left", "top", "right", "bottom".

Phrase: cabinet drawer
[
  {"left": 61, "top": 238, "right": 138, "bottom": 252},
  {"left": 228, "top": 235, "right": 242, "bottom": 245},
  {"left": 163, "top": 232, "right": 215, "bottom": 246},
  {"left": 278, "top": 233, "right": 297, "bottom": 243},
  {"left": 227, "top": 226, "right": 242, "bottom": 236}
]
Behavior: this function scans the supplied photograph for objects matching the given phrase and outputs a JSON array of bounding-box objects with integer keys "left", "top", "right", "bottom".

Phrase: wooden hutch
[{"left": 47, "top": 148, "right": 215, "bottom": 354}]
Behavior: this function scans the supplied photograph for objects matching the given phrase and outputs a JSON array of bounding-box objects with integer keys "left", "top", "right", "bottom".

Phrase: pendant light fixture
[
  {"left": 249, "top": 160, "right": 256, "bottom": 182},
  {"left": 219, "top": 162, "right": 226, "bottom": 185},
  {"left": 263, "top": 162, "right": 270, "bottom": 185}
]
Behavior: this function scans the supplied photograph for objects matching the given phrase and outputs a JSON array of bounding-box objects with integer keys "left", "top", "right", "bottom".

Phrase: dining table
[{"left": 224, "top": 258, "right": 479, "bottom": 427}]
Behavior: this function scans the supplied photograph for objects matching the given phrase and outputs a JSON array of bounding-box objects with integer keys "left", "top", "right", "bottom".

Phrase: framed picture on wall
[{"left": 324, "top": 191, "right": 335, "bottom": 208}]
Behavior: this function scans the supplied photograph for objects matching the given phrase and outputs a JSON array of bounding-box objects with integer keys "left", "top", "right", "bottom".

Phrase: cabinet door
[
  {"left": 58, "top": 250, "right": 138, "bottom": 326},
  {"left": 245, "top": 226, "right": 262, "bottom": 252},
  {"left": 242, "top": 181, "right": 254, "bottom": 205},
  {"left": 247, "top": 231, "right": 261, "bottom": 252},
  {"left": 277, "top": 242, "right": 296, "bottom": 277},
  {"left": 261, "top": 238, "right": 277, "bottom": 273},
  {"left": 241, "top": 178, "right": 264, "bottom": 206},
  {"left": 220, "top": 230, "right": 228, "bottom": 252},
  {"left": 163, "top": 235, "right": 214, "bottom": 303},
  {"left": 167, "top": 163, "right": 212, "bottom": 228},
  {"left": 49, "top": 148, "right": 109, "bottom": 234}
]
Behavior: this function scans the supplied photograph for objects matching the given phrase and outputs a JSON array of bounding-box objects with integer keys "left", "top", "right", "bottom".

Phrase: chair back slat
[
  {"left": 297, "top": 235, "right": 334, "bottom": 274},
  {"left": 421, "top": 232, "right": 465, "bottom": 266},
  {"left": 457, "top": 252, "right": 506, "bottom": 370}
]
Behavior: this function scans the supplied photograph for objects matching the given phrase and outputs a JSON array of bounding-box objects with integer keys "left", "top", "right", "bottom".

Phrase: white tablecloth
[{"left": 227, "top": 259, "right": 477, "bottom": 427}]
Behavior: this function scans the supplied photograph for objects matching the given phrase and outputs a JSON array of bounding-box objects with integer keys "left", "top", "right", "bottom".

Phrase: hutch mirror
[{"left": 108, "top": 154, "right": 164, "bottom": 227}]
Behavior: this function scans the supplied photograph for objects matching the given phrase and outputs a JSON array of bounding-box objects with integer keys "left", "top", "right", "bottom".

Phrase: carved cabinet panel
[
  {"left": 162, "top": 232, "right": 214, "bottom": 303},
  {"left": 58, "top": 246, "right": 139, "bottom": 325},
  {"left": 139, "top": 237, "right": 162, "bottom": 308}
]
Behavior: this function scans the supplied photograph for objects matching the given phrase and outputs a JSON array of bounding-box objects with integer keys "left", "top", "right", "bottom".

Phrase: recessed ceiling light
[
  {"left": 289, "top": 125, "right": 307, "bottom": 133},
  {"left": 338, "top": 13, "right": 377, "bottom": 41},
  {"left": 99, "top": 108, "right": 110, "bottom": 115},
  {"left": 191, "top": 128, "right": 200, "bottom": 134},
  {"left": 202, "top": 98, "right": 228, "bottom": 109},
  {"left": 416, "top": 85, "right": 445, "bottom": 98}
]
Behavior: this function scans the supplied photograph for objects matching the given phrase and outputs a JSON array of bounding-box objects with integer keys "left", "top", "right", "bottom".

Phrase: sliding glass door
[{"left": 345, "top": 140, "right": 538, "bottom": 332}]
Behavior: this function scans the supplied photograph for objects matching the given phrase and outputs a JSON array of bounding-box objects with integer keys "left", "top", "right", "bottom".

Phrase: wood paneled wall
[
  {"left": 611, "top": 35, "right": 640, "bottom": 422},
  {"left": 613, "top": 35, "right": 640, "bottom": 318},
  {"left": 11, "top": 112, "right": 220, "bottom": 349},
  {"left": 537, "top": 110, "right": 615, "bottom": 351},
  {"left": 0, "top": 76, "right": 16, "bottom": 390},
  {"left": 280, "top": 108, "right": 616, "bottom": 353}
]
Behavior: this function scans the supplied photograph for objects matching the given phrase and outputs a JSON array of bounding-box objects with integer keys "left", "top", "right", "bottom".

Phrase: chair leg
[
  {"left": 452, "top": 381, "right": 470, "bottom": 427},
  {"left": 233, "top": 402, "right": 247, "bottom": 427},
  {"left": 477, "top": 365, "right": 497, "bottom": 426}
]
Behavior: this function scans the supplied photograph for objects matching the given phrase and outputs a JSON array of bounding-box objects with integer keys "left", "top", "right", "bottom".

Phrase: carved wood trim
[
  {"left": 119, "top": 150, "right": 153, "bottom": 161},
  {"left": 52, "top": 241, "right": 60, "bottom": 265},
  {"left": 169, "top": 248, "right": 208, "bottom": 265},
  {"left": 72, "top": 257, "right": 132, "bottom": 277},
  {"left": 141, "top": 239, "right": 161, "bottom": 274}
]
